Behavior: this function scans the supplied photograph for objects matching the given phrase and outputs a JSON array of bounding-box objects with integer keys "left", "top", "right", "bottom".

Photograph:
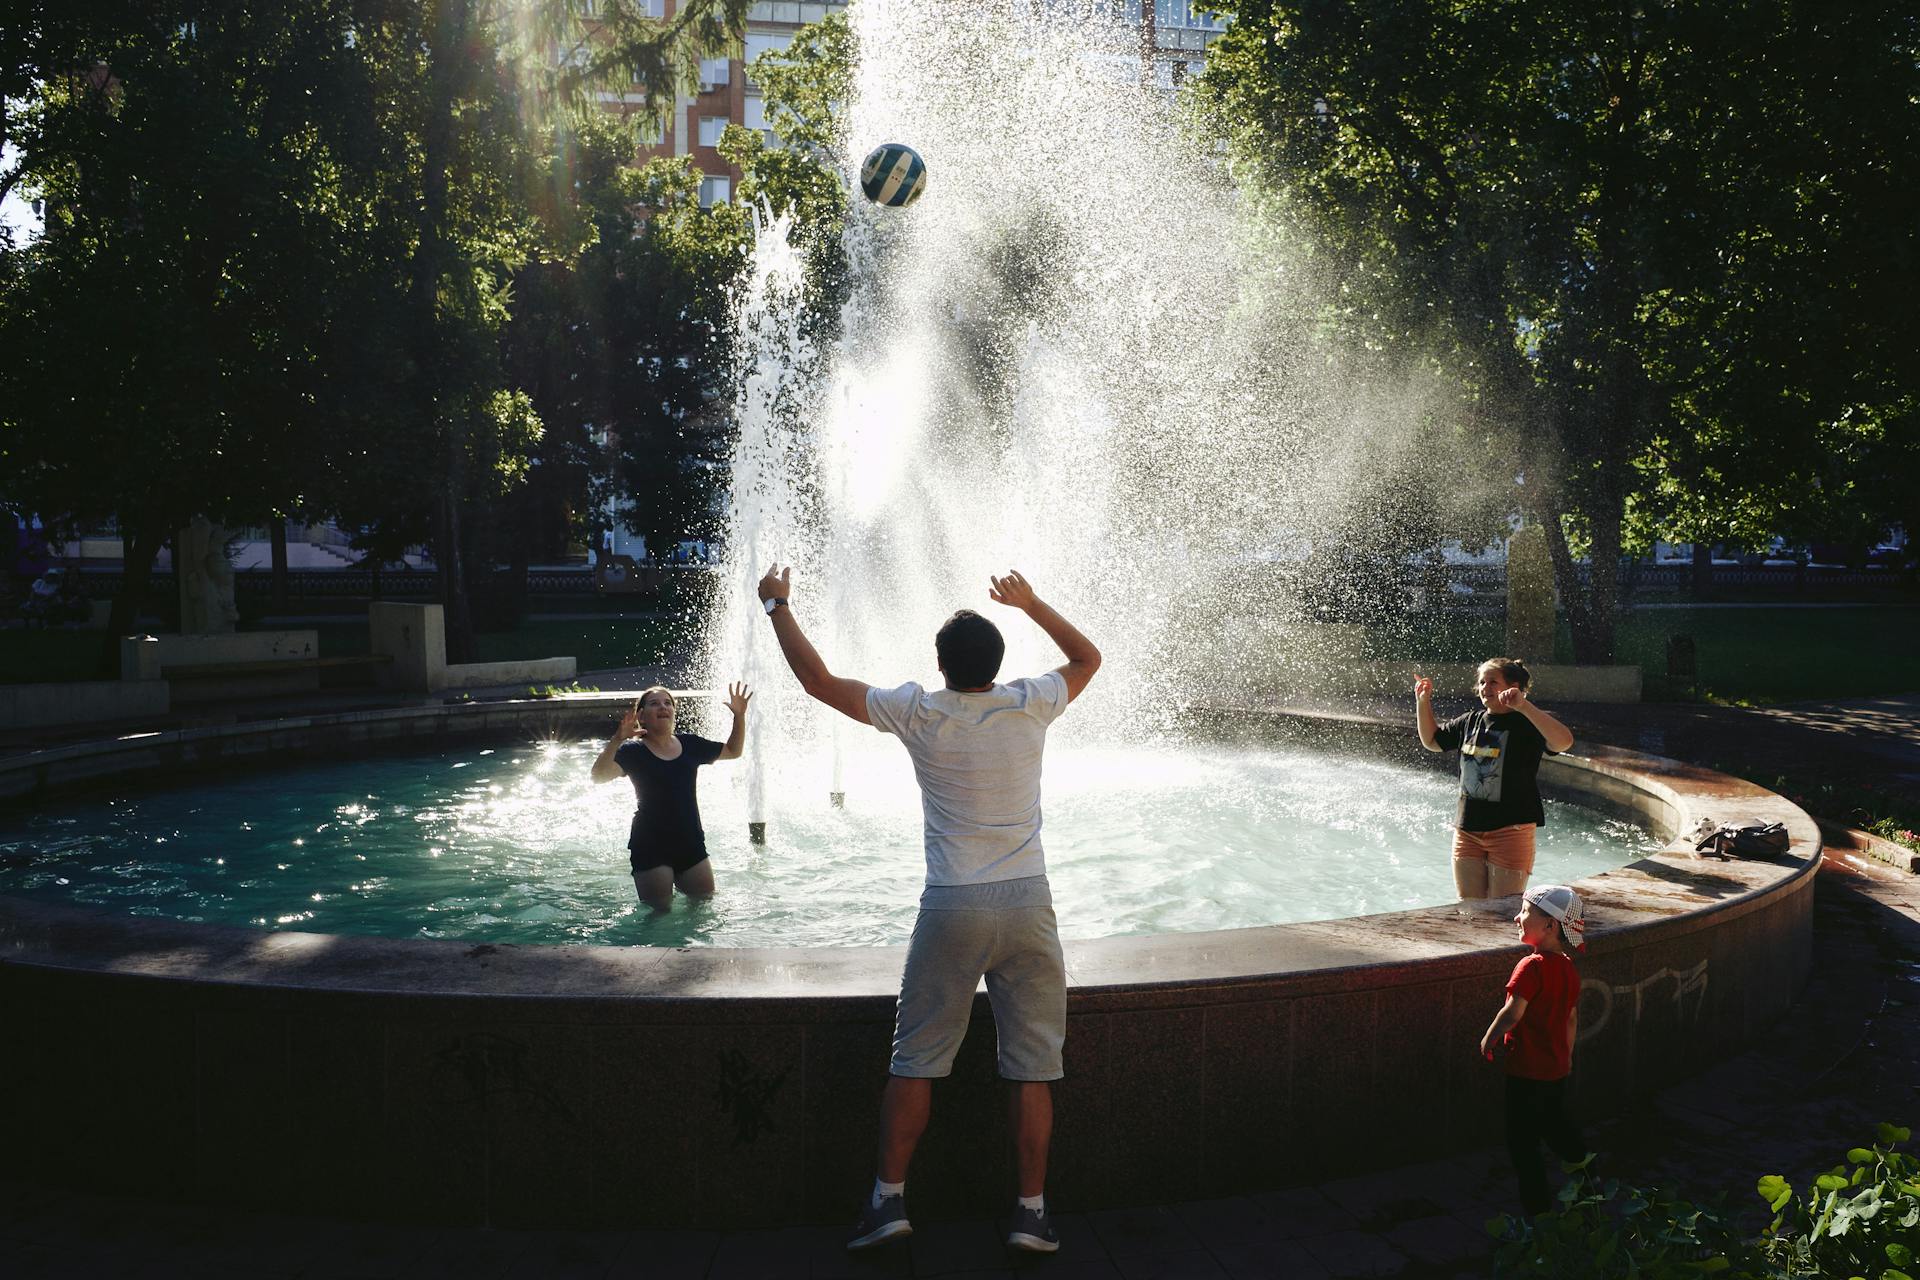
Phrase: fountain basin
[{"left": 0, "top": 697, "right": 1818, "bottom": 1227}]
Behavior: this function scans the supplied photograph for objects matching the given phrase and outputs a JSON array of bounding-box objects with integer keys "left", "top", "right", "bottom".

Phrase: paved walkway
[{"left": 3, "top": 693, "right": 1918, "bottom": 1277}]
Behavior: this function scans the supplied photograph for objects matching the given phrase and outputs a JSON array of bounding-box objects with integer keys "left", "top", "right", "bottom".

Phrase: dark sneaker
[
  {"left": 847, "top": 1193, "right": 912, "bottom": 1250},
  {"left": 1006, "top": 1203, "right": 1060, "bottom": 1254}
]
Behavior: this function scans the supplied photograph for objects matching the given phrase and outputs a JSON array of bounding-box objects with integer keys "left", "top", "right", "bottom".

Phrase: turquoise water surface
[{"left": 0, "top": 738, "right": 1659, "bottom": 948}]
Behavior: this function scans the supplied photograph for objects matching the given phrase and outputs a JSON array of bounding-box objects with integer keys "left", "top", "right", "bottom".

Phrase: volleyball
[{"left": 859, "top": 143, "right": 926, "bottom": 207}]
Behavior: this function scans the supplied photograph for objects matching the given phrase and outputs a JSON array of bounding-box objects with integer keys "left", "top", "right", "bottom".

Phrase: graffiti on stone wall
[
  {"left": 714, "top": 1047, "right": 792, "bottom": 1145},
  {"left": 1576, "top": 959, "right": 1710, "bottom": 1044},
  {"left": 432, "top": 1030, "right": 576, "bottom": 1121}
]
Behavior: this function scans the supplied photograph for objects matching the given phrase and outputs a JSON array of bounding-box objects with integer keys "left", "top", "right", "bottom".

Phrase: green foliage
[
  {"left": 523, "top": 0, "right": 752, "bottom": 113},
  {"left": 1486, "top": 1126, "right": 1920, "bottom": 1279},
  {"left": 1758, "top": 1123, "right": 1920, "bottom": 1280},
  {"left": 1488, "top": 1157, "right": 1757, "bottom": 1278},
  {"left": 1, "top": 4, "right": 397, "bottom": 541},
  {"left": 1196, "top": 0, "right": 1920, "bottom": 663},
  {"left": 0, "top": 0, "right": 755, "bottom": 662},
  {"left": 1863, "top": 820, "right": 1920, "bottom": 856},
  {"left": 500, "top": 140, "right": 749, "bottom": 562},
  {"left": 719, "top": 11, "right": 853, "bottom": 327},
  {"left": 528, "top": 682, "right": 601, "bottom": 698}
]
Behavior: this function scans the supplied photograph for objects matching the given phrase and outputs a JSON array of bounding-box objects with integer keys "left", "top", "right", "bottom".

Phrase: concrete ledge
[
  {"left": 149, "top": 630, "right": 320, "bottom": 665},
  {"left": 0, "top": 701, "right": 1817, "bottom": 1228},
  {"left": 1307, "top": 659, "right": 1642, "bottom": 703},
  {"left": 1820, "top": 821, "right": 1919, "bottom": 874},
  {"left": 444, "top": 656, "right": 578, "bottom": 690},
  {"left": 149, "top": 630, "right": 323, "bottom": 704},
  {"left": 0, "top": 679, "right": 170, "bottom": 731}
]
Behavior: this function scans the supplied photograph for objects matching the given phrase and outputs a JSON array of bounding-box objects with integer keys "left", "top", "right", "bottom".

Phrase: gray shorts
[{"left": 891, "top": 877, "right": 1066, "bottom": 1082}]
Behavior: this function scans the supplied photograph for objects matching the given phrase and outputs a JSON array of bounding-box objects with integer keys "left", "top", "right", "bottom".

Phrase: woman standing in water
[
  {"left": 1414, "top": 658, "right": 1574, "bottom": 899},
  {"left": 591, "top": 683, "right": 751, "bottom": 910}
]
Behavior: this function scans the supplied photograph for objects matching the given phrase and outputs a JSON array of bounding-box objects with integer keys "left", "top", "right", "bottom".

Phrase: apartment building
[
  {"left": 575, "top": 1, "right": 849, "bottom": 207},
  {"left": 581, "top": 1, "right": 1226, "bottom": 208}
]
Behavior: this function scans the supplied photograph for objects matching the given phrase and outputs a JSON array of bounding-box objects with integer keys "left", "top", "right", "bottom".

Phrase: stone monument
[
  {"left": 1505, "top": 521, "right": 1556, "bottom": 664},
  {"left": 176, "top": 516, "right": 239, "bottom": 634}
]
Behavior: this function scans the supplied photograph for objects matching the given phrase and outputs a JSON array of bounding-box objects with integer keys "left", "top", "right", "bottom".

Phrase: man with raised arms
[{"left": 755, "top": 565, "right": 1100, "bottom": 1256}]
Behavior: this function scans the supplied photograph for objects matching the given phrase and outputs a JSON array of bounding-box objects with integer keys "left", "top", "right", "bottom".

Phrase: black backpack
[{"left": 1694, "top": 819, "right": 1790, "bottom": 860}]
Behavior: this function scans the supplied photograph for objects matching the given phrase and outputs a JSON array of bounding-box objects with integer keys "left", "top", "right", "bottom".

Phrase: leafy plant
[
  {"left": 1757, "top": 1123, "right": 1920, "bottom": 1280},
  {"left": 528, "top": 682, "right": 600, "bottom": 698},
  {"left": 1488, "top": 1156, "right": 1756, "bottom": 1277},
  {"left": 1864, "top": 820, "right": 1920, "bottom": 857}
]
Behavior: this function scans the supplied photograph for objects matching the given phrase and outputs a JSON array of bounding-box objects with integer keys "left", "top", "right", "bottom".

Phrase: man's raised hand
[
  {"left": 757, "top": 565, "right": 792, "bottom": 603},
  {"left": 988, "top": 570, "right": 1039, "bottom": 612}
]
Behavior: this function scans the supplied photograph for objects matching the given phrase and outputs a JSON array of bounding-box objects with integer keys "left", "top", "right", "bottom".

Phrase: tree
[
  {"left": 1197, "top": 0, "right": 1920, "bottom": 660},
  {"left": 0, "top": 0, "right": 755, "bottom": 664},
  {"left": 379, "top": 0, "right": 749, "bottom": 659},
  {"left": 0, "top": 3, "right": 407, "bottom": 658},
  {"left": 497, "top": 10, "right": 853, "bottom": 569},
  {"left": 498, "top": 117, "right": 750, "bottom": 576},
  {"left": 719, "top": 9, "right": 854, "bottom": 327}
]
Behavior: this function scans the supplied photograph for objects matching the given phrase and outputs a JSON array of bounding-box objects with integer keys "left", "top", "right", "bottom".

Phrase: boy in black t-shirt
[
  {"left": 590, "top": 682, "right": 751, "bottom": 910},
  {"left": 1414, "top": 658, "right": 1575, "bottom": 899}
]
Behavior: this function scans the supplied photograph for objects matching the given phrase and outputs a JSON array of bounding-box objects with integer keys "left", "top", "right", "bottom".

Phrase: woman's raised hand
[
  {"left": 726, "top": 681, "right": 753, "bottom": 716},
  {"left": 618, "top": 702, "right": 641, "bottom": 738},
  {"left": 1412, "top": 674, "right": 1433, "bottom": 701}
]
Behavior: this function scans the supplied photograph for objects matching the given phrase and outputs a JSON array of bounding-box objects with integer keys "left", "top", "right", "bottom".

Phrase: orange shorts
[{"left": 1451, "top": 824, "right": 1537, "bottom": 873}]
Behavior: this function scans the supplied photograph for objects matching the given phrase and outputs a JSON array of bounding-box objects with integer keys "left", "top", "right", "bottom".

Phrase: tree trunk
[
  {"left": 435, "top": 491, "right": 475, "bottom": 663},
  {"left": 1538, "top": 501, "right": 1586, "bottom": 657},
  {"left": 507, "top": 492, "right": 532, "bottom": 627},
  {"left": 1538, "top": 495, "right": 1622, "bottom": 666},
  {"left": 100, "top": 522, "right": 163, "bottom": 676},
  {"left": 1577, "top": 507, "right": 1623, "bottom": 665},
  {"left": 1689, "top": 540, "right": 1713, "bottom": 601},
  {"left": 414, "top": 0, "right": 475, "bottom": 665},
  {"left": 269, "top": 516, "right": 290, "bottom": 614}
]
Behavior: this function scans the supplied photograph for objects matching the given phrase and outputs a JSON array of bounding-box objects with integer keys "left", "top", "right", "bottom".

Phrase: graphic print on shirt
[{"left": 1460, "top": 719, "right": 1510, "bottom": 802}]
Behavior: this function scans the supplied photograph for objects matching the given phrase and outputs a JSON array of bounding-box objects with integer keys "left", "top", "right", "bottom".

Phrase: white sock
[
  {"left": 1017, "top": 1193, "right": 1045, "bottom": 1212},
  {"left": 873, "top": 1178, "right": 905, "bottom": 1208}
]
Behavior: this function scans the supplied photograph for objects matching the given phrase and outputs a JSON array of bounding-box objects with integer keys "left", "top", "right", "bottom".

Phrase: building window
[
  {"left": 744, "top": 31, "right": 792, "bottom": 84},
  {"left": 1120, "top": 0, "right": 1227, "bottom": 28},
  {"left": 744, "top": 95, "right": 774, "bottom": 142},
  {"left": 698, "top": 57, "right": 731, "bottom": 89},
  {"left": 699, "top": 176, "right": 731, "bottom": 207},
  {"left": 698, "top": 115, "right": 728, "bottom": 147}
]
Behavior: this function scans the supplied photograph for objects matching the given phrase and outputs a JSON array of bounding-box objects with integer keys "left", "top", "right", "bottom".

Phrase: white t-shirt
[{"left": 865, "top": 671, "right": 1071, "bottom": 886}]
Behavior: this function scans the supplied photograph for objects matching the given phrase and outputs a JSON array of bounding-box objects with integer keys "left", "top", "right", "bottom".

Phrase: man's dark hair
[{"left": 936, "top": 609, "right": 1005, "bottom": 689}]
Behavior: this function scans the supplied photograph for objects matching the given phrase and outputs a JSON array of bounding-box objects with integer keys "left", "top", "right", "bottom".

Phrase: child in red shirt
[{"left": 1479, "top": 884, "right": 1589, "bottom": 1216}]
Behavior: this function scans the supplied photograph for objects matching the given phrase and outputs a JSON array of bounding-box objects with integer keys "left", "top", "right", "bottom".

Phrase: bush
[
  {"left": 1488, "top": 1126, "right": 1920, "bottom": 1277},
  {"left": 1488, "top": 1155, "right": 1757, "bottom": 1277},
  {"left": 1757, "top": 1122, "right": 1919, "bottom": 1280}
]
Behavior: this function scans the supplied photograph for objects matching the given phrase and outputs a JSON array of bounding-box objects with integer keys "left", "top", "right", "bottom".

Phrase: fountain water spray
[
  {"left": 705, "top": 0, "right": 1446, "bottom": 837},
  {"left": 708, "top": 207, "right": 819, "bottom": 843}
]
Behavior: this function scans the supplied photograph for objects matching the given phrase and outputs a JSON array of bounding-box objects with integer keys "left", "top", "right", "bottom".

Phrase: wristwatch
[{"left": 763, "top": 597, "right": 788, "bottom": 615}]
